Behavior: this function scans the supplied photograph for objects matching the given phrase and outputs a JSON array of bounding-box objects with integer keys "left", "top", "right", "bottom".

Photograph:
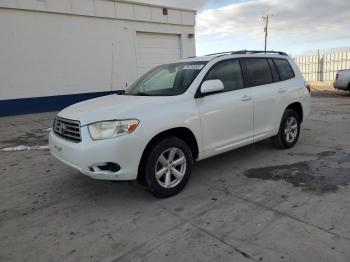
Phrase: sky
[{"left": 132, "top": 0, "right": 350, "bottom": 56}]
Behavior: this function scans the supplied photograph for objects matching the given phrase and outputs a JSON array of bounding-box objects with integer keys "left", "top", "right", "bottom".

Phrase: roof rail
[
  {"left": 232, "top": 50, "right": 288, "bottom": 56},
  {"left": 206, "top": 50, "right": 288, "bottom": 57},
  {"left": 205, "top": 51, "right": 236, "bottom": 56}
]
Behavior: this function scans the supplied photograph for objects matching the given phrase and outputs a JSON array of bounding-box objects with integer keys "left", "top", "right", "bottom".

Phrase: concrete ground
[{"left": 1, "top": 91, "right": 350, "bottom": 262}]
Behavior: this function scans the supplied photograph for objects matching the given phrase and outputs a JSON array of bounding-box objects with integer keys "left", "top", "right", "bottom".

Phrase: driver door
[{"left": 196, "top": 59, "right": 254, "bottom": 157}]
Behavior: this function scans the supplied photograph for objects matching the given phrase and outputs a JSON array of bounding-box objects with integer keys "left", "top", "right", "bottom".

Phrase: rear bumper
[
  {"left": 334, "top": 81, "right": 349, "bottom": 90},
  {"left": 49, "top": 129, "right": 144, "bottom": 181}
]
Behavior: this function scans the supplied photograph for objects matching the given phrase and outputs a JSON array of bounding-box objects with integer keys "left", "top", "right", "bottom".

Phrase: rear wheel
[
  {"left": 272, "top": 109, "right": 301, "bottom": 149},
  {"left": 143, "top": 137, "right": 193, "bottom": 198}
]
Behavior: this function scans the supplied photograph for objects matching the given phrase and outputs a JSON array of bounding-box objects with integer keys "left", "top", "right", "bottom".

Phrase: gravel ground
[{"left": 0, "top": 93, "right": 350, "bottom": 262}]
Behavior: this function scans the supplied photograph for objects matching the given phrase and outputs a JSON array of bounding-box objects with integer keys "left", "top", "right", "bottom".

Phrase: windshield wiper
[{"left": 130, "top": 92, "right": 152, "bottom": 96}]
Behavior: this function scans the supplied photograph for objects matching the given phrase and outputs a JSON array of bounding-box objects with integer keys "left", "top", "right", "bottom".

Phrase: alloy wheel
[
  {"left": 155, "top": 147, "right": 187, "bottom": 189},
  {"left": 284, "top": 116, "right": 298, "bottom": 143}
]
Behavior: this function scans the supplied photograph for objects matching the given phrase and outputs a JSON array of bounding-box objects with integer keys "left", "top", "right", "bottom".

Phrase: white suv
[{"left": 49, "top": 50, "right": 311, "bottom": 198}]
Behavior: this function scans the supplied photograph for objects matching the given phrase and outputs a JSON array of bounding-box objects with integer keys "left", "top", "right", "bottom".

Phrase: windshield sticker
[{"left": 183, "top": 65, "right": 205, "bottom": 70}]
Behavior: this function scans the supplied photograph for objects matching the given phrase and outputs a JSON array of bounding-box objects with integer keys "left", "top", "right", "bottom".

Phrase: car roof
[{"left": 180, "top": 50, "right": 290, "bottom": 63}]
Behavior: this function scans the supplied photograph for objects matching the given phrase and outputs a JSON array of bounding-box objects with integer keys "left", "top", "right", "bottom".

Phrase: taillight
[
  {"left": 305, "top": 82, "right": 311, "bottom": 93},
  {"left": 336, "top": 73, "right": 339, "bottom": 80}
]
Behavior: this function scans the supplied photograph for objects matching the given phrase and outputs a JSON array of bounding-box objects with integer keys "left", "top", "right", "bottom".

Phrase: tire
[
  {"left": 143, "top": 136, "right": 193, "bottom": 198},
  {"left": 271, "top": 109, "right": 301, "bottom": 149}
]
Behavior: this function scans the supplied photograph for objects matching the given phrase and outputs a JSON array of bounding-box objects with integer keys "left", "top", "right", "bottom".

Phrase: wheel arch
[
  {"left": 285, "top": 102, "right": 304, "bottom": 122},
  {"left": 137, "top": 127, "right": 199, "bottom": 184}
]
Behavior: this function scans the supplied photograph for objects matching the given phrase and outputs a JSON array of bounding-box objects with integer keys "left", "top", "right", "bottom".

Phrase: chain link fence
[{"left": 293, "top": 51, "right": 350, "bottom": 82}]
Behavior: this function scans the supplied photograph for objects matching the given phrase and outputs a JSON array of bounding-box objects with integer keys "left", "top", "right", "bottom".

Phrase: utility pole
[{"left": 262, "top": 15, "right": 271, "bottom": 52}]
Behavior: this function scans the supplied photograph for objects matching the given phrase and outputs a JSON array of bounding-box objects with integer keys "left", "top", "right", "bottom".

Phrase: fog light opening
[{"left": 89, "top": 162, "right": 121, "bottom": 174}]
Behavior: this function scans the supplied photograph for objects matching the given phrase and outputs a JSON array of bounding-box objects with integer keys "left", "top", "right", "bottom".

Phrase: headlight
[{"left": 88, "top": 119, "right": 139, "bottom": 140}]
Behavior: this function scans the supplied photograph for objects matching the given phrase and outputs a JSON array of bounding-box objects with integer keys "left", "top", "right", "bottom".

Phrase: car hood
[{"left": 58, "top": 94, "right": 171, "bottom": 126}]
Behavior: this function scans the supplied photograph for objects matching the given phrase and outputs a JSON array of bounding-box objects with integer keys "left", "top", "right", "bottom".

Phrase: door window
[
  {"left": 204, "top": 60, "right": 244, "bottom": 92},
  {"left": 268, "top": 59, "right": 280, "bottom": 82},
  {"left": 243, "top": 59, "right": 273, "bottom": 87}
]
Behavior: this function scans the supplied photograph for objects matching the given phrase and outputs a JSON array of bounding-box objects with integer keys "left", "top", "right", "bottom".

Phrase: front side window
[
  {"left": 125, "top": 62, "right": 207, "bottom": 96},
  {"left": 243, "top": 58, "right": 273, "bottom": 87},
  {"left": 273, "top": 59, "right": 295, "bottom": 81},
  {"left": 204, "top": 60, "right": 244, "bottom": 92}
]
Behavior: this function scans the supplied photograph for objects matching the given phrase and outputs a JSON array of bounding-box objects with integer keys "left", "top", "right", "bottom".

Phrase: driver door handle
[{"left": 241, "top": 95, "right": 252, "bottom": 102}]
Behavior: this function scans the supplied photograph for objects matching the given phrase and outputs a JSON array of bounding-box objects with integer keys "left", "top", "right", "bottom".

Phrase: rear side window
[
  {"left": 273, "top": 59, "right": 295, "bottom": 81},
  {"left": 204, "top": 60, "right": 244, "bottom": 92},
  {"left": 242, "top": 59, "right": 273, "bottom": 87}
]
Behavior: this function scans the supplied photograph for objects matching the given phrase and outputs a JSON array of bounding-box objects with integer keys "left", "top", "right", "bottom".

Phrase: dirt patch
[
  {"left": 0, "top": 129, "right": 49, "bottom": 147},
  {"left": 311, "top": 90, "right": 350, "bottom": 98},
  {"left": 245, "top": 151, "right": 350, "bottom": 194}
]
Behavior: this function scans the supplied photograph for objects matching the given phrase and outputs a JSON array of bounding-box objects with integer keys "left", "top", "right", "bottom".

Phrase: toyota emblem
[{"left": 58, "top": 123, "right": 67, "bottom": 134}]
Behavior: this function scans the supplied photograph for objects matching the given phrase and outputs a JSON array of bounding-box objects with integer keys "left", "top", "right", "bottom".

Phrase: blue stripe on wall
[{"left": 0, "top": 91, "right": 116, "bottom": 117}]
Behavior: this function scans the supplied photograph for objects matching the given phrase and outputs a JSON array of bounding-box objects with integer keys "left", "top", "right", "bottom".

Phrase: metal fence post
[
  {"left": 320, "top": 55, "right": 324, "bottom": 82},
  {"left": 317, "top": 50, "right": 320, "bottom": 81}
]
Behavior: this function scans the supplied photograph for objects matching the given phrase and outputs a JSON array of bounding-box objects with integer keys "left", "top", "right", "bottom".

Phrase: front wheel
[
  {"left": 271, "top": 109, "right": 301, "bottom": 149},
  {"left": 143, "top": 137, "right": 193, "bottom": 198}
]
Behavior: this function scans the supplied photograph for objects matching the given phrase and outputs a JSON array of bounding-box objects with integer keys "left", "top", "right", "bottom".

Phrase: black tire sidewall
[
  {"left": 144, "top": 137, "right": 193, "bottom": 198},
  {"left": 280, "top": 109, "right": 301, "bottom": 148}
]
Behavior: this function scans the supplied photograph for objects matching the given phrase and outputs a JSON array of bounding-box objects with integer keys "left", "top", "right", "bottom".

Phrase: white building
[{"left": 0, "top": 0, "right": 196, "bottom": 116}]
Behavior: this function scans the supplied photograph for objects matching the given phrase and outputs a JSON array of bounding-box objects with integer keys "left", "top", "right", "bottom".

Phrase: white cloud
[{"left": 196, "top": 0, "right": 350, "bottom": 54}]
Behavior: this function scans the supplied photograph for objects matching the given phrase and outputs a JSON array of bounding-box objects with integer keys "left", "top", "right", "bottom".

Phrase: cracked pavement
[{"left": 0, "top": 92, "right": 350, "bottom": 262}]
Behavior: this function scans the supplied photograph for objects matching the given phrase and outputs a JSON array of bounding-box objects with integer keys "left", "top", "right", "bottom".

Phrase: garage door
[{"left": 136, "top": 32, "right": 181, "bottom": 76}]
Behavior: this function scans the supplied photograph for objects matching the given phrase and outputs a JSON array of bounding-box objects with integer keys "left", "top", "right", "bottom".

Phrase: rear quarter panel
[{"left": 276, "top": 58, "right": 311, "bottom": 128}]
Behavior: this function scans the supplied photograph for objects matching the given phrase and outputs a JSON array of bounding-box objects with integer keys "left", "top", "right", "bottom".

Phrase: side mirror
[{"left": 200, "top": 80, "right": 224, "bottom": 95}]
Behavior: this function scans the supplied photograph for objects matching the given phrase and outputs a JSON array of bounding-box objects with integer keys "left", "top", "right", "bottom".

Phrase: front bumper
[{"left": 49, "top": 128, "right": 144, "bottom": 181}]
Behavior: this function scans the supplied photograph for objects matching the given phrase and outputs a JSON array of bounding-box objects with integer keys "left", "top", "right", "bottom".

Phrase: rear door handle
[
  {"left": 278, "top": 88, "right": 287, "bottom": 94},
  {"left": 241, "top": 95, "right": 252, "bottom": 102}
]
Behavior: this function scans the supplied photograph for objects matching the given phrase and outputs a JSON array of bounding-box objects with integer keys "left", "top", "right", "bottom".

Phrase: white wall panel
[
  {"left": 0, "top": 1, "right": 196, "bottom": 26},
  {"left": 0, "top": 7, "right": 196, "bottom": 100},
  {"left": 0, "top": 0, "right": 16, "bottom": 8},
  {"left": 71, "top": 0, "right": 94, "bottom": 16},
  {"left": 17, "top": 0, "right": 47, "bottom": 11},
  {"left": 115, "top": 1, "right": 134, "bottom": 20},
  {"left": 0, "top": 10, "right": 113, "bottom": 99},
  {"left": 134, "top": 4, "right": 151, "bottom": 22},
  {"left": 168, "top": 9, "right": 181, "bottom": 24},
  {"left": 95, "top": 0, "right": 115, "bottom": 18},
  {"left": 46, "top": 0, "right": 72, "bottom": 13},
  {"left": 151, "top": 7, "right": 167, "bottom": 23},
  {"left": 181, "top": 11, "right": 195, "bottom": 25}
]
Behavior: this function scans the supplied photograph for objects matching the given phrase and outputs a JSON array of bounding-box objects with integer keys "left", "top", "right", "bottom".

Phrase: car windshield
[{"left": 125, "top": 62, "right": 207, "bottom": 96}]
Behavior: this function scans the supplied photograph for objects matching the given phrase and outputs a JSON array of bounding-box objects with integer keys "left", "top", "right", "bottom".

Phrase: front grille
[{"left": 53, "top": 117, "right": 81, "bottom": 143}]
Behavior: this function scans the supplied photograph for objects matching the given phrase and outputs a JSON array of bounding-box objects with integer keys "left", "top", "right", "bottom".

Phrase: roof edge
[{"left": 113, "top": 0, "right": 197, "bottom": 13}]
